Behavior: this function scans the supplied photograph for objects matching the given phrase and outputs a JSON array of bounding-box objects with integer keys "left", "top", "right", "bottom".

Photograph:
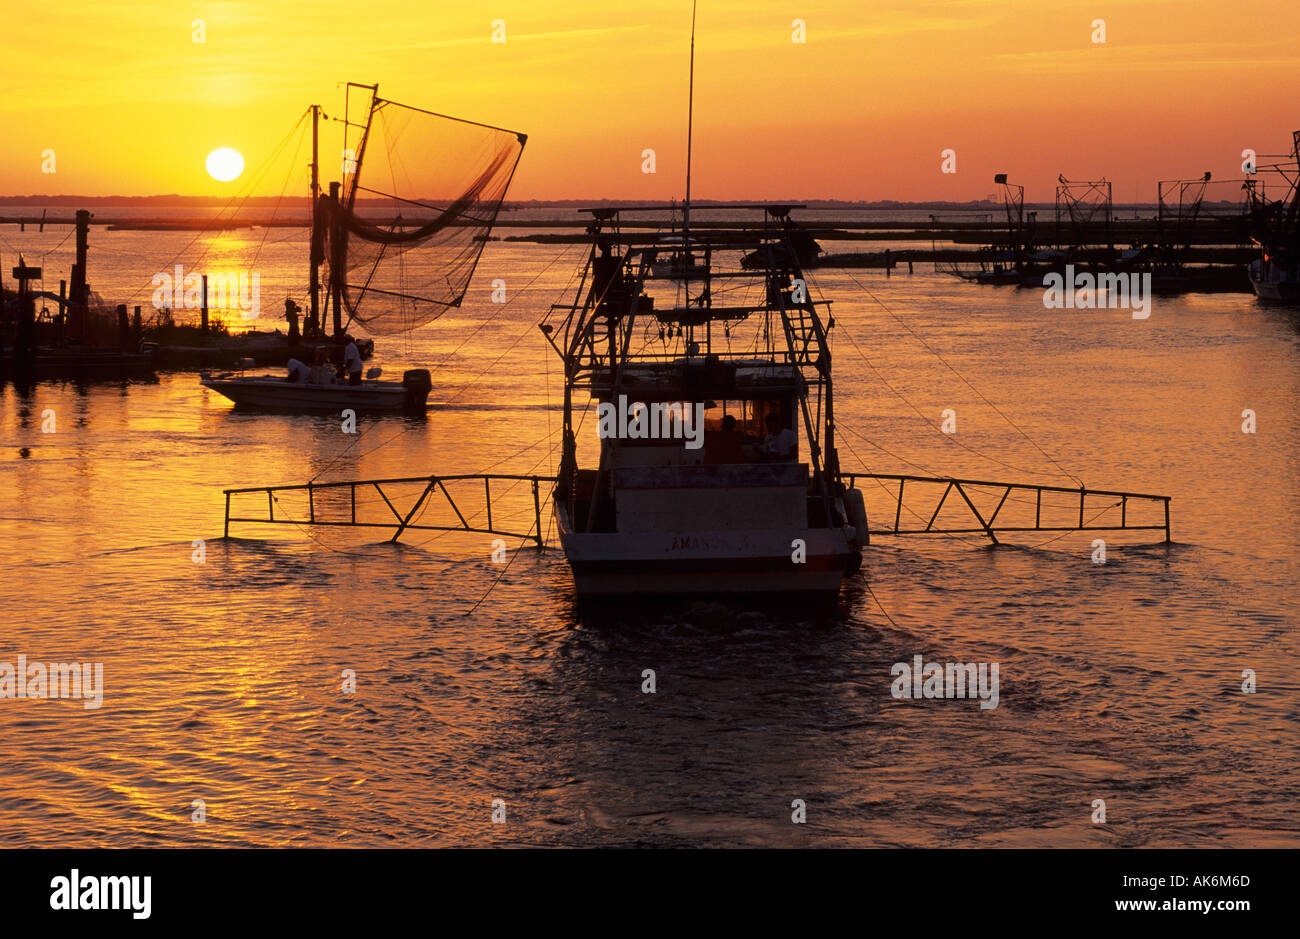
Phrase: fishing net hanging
[{"left": 323, "top": 97, "right": 526, "bottom": 335}]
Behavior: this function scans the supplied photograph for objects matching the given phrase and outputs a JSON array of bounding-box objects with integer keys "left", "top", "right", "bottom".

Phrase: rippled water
[{"left": 1, "top": 225, "right": 1298, "bottom": 846}]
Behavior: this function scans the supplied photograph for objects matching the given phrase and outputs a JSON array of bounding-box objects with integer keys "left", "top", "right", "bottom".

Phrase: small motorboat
[{"left": 201, "top": 366, "right": 431, "bottom": 413}]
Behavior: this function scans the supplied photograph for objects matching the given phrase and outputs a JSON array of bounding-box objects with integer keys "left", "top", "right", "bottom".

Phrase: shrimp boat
[
  {"left": 540, "top": 205, "right": 865, "bottom": 600},
  {"left": 220, "top": 33, "right": 1175, "bottom": 613},
  {"left": 200, "top": 82, "right": 526, "bottom": 411}
]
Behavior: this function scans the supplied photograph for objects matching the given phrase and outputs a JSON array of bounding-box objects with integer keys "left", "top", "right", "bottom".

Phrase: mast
[
  {"left": 684, "top": 0, "right": 696, "bottom": 245},
  {"left": 331, "top": 83, "right": 378, "bottom": 340},
  {"left": 330, "top": 180, "right": 343, "bottom": 338},
  {"left": 684, "top": 0, "right": 697, "bottom": 350},
  {"left": 309, "top": 104, "right": 321, "bottom": 333}
]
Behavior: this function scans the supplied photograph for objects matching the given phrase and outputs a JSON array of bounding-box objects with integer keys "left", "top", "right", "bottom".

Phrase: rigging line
[
  {"left": 431, "top": 243, "right": 583, "bottom": 373},
  {"left": 39, "top": 226, "right": 76, "bottom": 265},
  {"left": 440, "top": 280, "right": 580, "bottom": 407},
  {"left": 462, "top": 524, "right": 538, "bottom": 616},
  {"left": 119, "top": 110, "right": 312, "bottom": 309},
  {"left": 365, "top": 426, "right": 563, "bottom": 550},
  {"left": 373, "top": 97, "right": 525, "bottom": 138},
  {"left": 830, "top": 440, "right": 920, "bottom": 629},
  {"left": 830, "top": 308, "right": 1074, "bottom": 480},
  {"left": 834, "top": 266, "right": 1084, "bottom": 487},
  {"left": 863, "top": 578, "right": 903, "bottom": 630},
  {"left": 304, "top": 244, "right": 580, "bottom": 484},
  {"left": 307, "top": 422, "right": 425, "bottom": 484},
  {"left": 246, "top": 115, "right": 309, "bottom": 278},
  {"left": 838, "top": 423, "right": 1048, "bottom": 513},
  {"left": 421, "top": 427, "right": 564, "bottom": 556}
]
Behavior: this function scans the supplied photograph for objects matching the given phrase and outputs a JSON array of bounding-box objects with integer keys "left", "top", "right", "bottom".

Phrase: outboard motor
[{"left": 402, "top": 368, "right": 432, "bottom": 412}]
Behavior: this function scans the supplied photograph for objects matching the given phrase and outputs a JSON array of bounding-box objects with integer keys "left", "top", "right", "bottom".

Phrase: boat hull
[
  {"left": 1248, "top": 258, "right": 1300, "bottom": 302},
  {"left": 200, "top": 376, "right": 426, "bottom": 412},
  {"left": 555, "top": 501, "right": 855, "bottom": 599},
  {"left": 1250, "top": 278, "right": 1300, "bottom": 302}
]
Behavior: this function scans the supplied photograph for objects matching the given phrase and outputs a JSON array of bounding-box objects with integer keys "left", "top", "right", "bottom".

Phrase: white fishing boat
[
  {"left": 534, "top": 11, "right": 864, "bottom": 603},
  {"left": 542, "top": 204, "right": 866, "bottom": 603},
  {"left": 201, "top": 367, "right": 431, "bottom": 412},
  {"left": 197, "top": 82, "right": 526, "bottom": 412}
]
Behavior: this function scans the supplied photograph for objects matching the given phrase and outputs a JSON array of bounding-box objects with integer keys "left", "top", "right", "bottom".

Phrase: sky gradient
[{"left": 3, "top": 0, "right": 1298, "bottom": 202}]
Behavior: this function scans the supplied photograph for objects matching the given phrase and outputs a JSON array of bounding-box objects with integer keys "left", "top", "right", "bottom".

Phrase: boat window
[{"left": 701, "top": 398, "right": 797, "bottom": 463}]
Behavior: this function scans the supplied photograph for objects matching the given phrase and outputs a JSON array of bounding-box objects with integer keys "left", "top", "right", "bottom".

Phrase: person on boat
[
  {"left": 342, "top": 336, "right": 363, "bottom": 386},
  {"left": 308, "top": 346, "right": 334, "bottom": 384},
  {"left": 705, "top": 413, "right": 747, "bottom": 464},
  {"left": 285, "top": 357, "right": 311, "bottom": 383},
  {"left": 760, "top": 413, "right": 796, "bottom": 461},
  {"left": 284, "top": 298, "right": 301, "bottom": 345}
]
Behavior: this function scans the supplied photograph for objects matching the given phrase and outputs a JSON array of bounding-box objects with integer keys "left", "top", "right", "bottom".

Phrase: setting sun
[{"left": 205, "top": 147, "right": 244, "bottom": 182}]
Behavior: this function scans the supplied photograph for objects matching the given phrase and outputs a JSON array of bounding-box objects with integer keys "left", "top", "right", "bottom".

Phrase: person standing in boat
[
  {"left": 284, "top": 298, "right": 301, "bottom": 345},
  {"left": 342, "top": 336, "right": 363, "bottom": 386}
]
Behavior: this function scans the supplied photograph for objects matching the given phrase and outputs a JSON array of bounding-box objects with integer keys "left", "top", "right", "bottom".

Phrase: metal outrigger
[
  {"left": 842, "top": 472, "right": 1171, "bottom": 545},
  {"left": 222, "top": 473, "right": 554, "bottom": 547}
]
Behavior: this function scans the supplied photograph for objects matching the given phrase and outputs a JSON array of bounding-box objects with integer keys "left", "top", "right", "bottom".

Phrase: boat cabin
[{"left": 571, "top": 355, "right": 821, "bottom": 534}]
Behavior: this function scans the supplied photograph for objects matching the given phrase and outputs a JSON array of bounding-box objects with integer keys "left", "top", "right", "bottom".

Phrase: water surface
[{"left": 1, "top": 225, "right": 1297, "bottom": 846}]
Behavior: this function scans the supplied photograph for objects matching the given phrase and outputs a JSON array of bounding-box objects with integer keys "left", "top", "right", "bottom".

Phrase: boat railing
[
  {"left": 841, "top": 471, "right": 1171, "bottom": 544},
  {"left": 222, "top": 473, "right": 555, "bottom": 546}
]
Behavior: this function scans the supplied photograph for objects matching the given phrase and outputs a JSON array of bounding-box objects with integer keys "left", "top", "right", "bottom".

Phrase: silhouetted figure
[
  {"left": 284, "top": 298, "right": 301, "bottom": 345},
  {"left": 342, "top": 336, "right": 363, "bottom": 386},
  {"left": 285, "top": 357, "right": 310, "bottom": 383},
  {"left": 707, "top": 413, "right": 746, "bottom": 464},
  {"left": 760, "top": 413, "right": 796, "bottom": 462}
]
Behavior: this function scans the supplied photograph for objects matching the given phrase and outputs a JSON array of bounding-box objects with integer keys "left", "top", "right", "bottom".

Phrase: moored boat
[
  {"left": 1246, "top": 131, "right": 1300, "bottom": 302},
  {"left": 1248, "top": 256, "right": 1300, "bottom": 301}
]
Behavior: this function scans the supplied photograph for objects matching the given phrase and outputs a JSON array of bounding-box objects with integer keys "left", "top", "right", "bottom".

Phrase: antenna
[{"left": 684, "top": 0, "right": 697, "bottom": 246}]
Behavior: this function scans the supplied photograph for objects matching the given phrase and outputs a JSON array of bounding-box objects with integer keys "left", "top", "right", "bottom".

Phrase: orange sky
[{"left": 3, "top": 0, "right": 1298, "bottom": 202}]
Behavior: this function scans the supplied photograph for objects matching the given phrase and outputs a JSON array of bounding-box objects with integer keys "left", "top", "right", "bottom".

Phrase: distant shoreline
[{"left": 0, "top": 195, "right": 1171, "bottom": 211}]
